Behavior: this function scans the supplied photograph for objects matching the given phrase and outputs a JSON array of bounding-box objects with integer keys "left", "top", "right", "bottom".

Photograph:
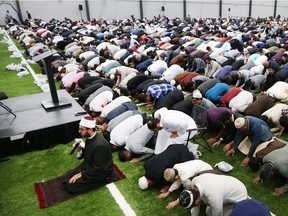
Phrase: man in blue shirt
[
  {"left": 137, "top": 83, "right": 176, "bottom": 109},
  {"left": 229, "top": 198, "right": 271, "bottom": 216},
  {"left": 224, "top": 116, "right": 272, "bottom": 166}
]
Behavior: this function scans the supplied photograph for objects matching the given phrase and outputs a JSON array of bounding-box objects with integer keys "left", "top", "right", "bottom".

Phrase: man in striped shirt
[{"left": 137, "top": 83, "right": 176, "bottom": 109}]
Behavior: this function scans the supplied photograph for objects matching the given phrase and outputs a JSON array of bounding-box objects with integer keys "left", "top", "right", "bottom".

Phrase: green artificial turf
[
  {"left": 0, "top": 34, "right": 43, "bottom": 97},
  {"left": 0, "top": 30, "right": 287, "bottom": 216}
]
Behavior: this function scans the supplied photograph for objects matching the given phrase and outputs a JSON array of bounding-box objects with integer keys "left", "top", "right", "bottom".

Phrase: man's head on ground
[
  {"left": 90, "top": 111, "right": 101, "bottom": 118},
  {"left": 267, "top": 65, "right": 276, "bottom": 75},
  {"left": 137, "top": 93, "right": 151, "bottom": 103},
  {"left": 119, "top": 87, "right": 130, "bottom": 96},
  {"left": 95, "top": 116, "right": 106, "bottom": 125},
  {"left": 258, "top": 163, "right": 275, "bottom": 180},
  {"left": 248, "top": 157, "right": 263, "bottom": 171},
  {"left": 221, "top": 111, "right": 232, "bottom": 125},
  {"left": 262, "top": 61, "right": 269, "bottom": 68},
  {"left": 279, "top": 115, "right": 288, "bottom": 128},
  {"left": 118, "top": 150, "right": 134, "bottom": 162},
  {"left": 259, "top": 115, "right": 268, "bottom": 123},
  {"left": 192, "top": 89, "right": 202, "bottom": 105},
  {"left": 138, "top": 176, "right": 154, "bottom": 190},
  {"left": 205, "top": 56, "right": 212, "bottom": 64},
  {"left": 185, "top": 81, "right": 195, "bottom": 92},
  {"left": 179, "top": 189, "right": 200, "bottom": 209},
  {"left": 242, "top": 79, "right": 254, "bottom": 91}
]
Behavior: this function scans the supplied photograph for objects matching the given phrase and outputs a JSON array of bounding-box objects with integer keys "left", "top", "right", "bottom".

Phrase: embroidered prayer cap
[
  {"left": 234, "top": 117, "right": 245, "bottom": 129},
  {"left": 179, "top": 190, "right": 194, "bottom": 209},
  {"left": 163, "top": 168, "right": 176, "bottom": 182}
]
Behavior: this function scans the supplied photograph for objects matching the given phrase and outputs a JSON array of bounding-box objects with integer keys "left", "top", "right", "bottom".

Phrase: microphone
[{"left": 70, "top": 140, "right": 82, "bottom": 155}]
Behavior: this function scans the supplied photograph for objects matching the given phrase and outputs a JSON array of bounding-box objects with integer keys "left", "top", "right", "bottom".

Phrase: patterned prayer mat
[{"left": 34, "top": 164, "right": 126, "bottom": 208}]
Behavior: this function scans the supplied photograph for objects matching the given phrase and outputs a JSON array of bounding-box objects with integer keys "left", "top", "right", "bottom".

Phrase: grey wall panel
[
  {"left": 142, "top": 0, "right": 183, "bottom": 19},
  {"left": 88, "top": 0, "right": 140, "bottom": 20},
  {"left": 17, "top": 0, "right": 86, "bottom": 22},
  {"left": 276, "top": 1, "right": 288, "bottom": 19},
  {"left": 0, "top": 0, "right": 287, "bottom": 25},
  {"left": 252, "top": 0, "right": 274, "bottom": 18},
  {"left": 222, "top": 0, "right": 250, "bottom": 18},
  {"left": 186, "top": 1, "right": 219, "bottom": 18}
]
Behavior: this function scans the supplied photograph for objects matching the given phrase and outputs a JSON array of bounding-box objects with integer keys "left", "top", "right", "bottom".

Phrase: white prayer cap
[
  {"left": 79, "top": 116, "right": 95, "bottom": 128},
  {"left": 164, "top": 168, "right": 176, "bottom": 182},
  {"left": 138, "top": 176, "right": 148, "bottom": 190},
  {"left": 110, "top": 74, "right": 115, "bottom": 80},
  {"left": 170, "top": 79, "right": 176, "bottom": 86},
  {"left": 192, "top": 90, "right": 202, "bottom": 99},
  {"left": 58, "top": 66, "right": 64, "bottom": 72},
  {"left": 214, "top": 161, "right": 233, "bottom": 172},
  {"left": 234, "top": 117, "right": 245, "bottom": 129}
]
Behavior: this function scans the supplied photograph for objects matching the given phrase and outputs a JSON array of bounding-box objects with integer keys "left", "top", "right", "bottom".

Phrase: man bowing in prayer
[{"left": 63, "top": 116, "right": 113, "bottom": 194}]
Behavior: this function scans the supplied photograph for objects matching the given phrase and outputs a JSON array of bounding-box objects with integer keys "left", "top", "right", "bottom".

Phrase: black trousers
[{"left": 63, "top": 167, "right": 105, "bottom": 194}]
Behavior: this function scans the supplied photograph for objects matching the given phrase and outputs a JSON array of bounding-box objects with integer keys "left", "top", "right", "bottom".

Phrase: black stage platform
[{"left": 0, "top": 90, "right": 86, "bottom": 158}]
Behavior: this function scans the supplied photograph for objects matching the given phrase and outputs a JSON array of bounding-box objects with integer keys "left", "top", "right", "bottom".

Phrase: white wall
[
  {"left": 274, "top": 0, "right": 288, "bottom": 20},
  {"left": 252, "top": 0, "right": 275, "bottom": 18},
  {"left": 19, "top": 0, "right": 87, "bottom": 21},
  {"left": 89, "top": 0, "right": 140, "bottom": 20},
  {"left": 1, "top": 0, "right": 287, "bottom": 25},
  {"left": 186, "top": 1, "right": 219, "bottom": 18},
  {"left": 222, "top": 0, "right": 250, "bottom": 18},
  {"left": 142, "top": 0, "right": 183, "bottom": 19}
]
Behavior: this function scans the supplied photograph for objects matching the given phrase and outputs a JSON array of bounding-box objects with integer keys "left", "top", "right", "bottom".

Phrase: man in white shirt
[
  {"left": 179, "top": 173, "right": 247, "bottom": 216},
  {"left": 161, "top": 64, "right": 184, "bottom": 83},
  {"left": 96, "top": 96, "right": 131, "bottom": 125},
  {"left": 109, "top": 114, "right": 143, "bottom": 151},
  {"left": 145, "top": 59, "right": 168, "bottom": 78},
  {"left": 160, "top": 160, "right": 213, "bottom": 209},
  {"left": 147, "top": 108, "right": 197, "bottom": 154},
  {"left": 89, "top": 90, "right": 113, "bottom": 114},
  {"left": 118, "top": 123, "right": 155, "bottom": 163}
]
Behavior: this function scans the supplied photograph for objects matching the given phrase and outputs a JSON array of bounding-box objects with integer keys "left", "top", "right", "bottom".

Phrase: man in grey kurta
[
  {"left": 118, "top": 123, "right": 155, "bottom": 163},
  {"left": 253, "top": 144, "right": 288, "bottom": 196}
]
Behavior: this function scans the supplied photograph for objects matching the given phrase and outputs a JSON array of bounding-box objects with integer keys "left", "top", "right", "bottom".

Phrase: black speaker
[
  {"left": 79, "top": 5, "right": 83, "bottom": 11},
  {"left": 161, "top": 6, "right": 165, "bottom": 12},
  {"left": 228, "top": 8, "right": 231, "bottom": 12}
]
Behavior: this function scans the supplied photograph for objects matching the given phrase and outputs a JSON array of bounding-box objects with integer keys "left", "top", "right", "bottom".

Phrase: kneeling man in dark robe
[{"left": 63, "top": 116, "right": 113, "bottom": 194}]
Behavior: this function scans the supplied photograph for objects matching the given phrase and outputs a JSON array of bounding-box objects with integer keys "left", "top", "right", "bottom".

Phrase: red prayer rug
[{"left": 34, "top": 164, "right": 126, "bottom": 208}]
